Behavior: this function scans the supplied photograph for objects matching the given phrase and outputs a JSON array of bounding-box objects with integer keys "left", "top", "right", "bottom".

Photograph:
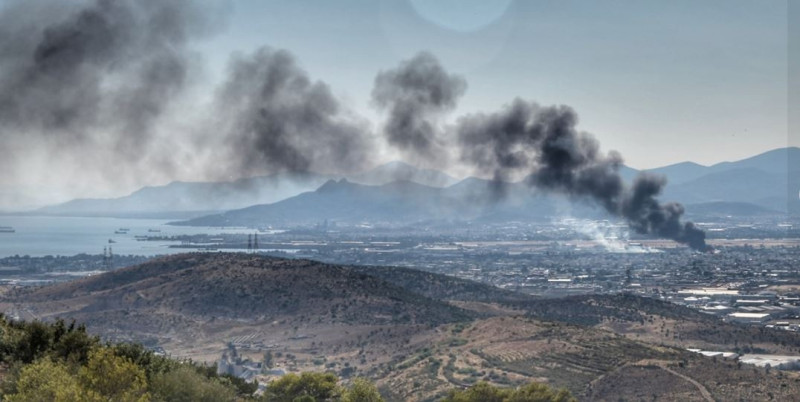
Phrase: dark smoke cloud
[
  {"left": 0, "top": 1, "right": 708, "bottom": 252},
  {"left": 376, "top": 53, "right": 708, "bottom": 251},
  {"left": 453, "top": 98, "right": 707, "bottom": 250},
  {"left": 212, "top": 47, "right": 374, "bottom": 177},
  {"left": 372, "top": 51, "right": 466, "bottom": 161},
  {"left": 0, "top": 0, "right": 212, "bottom": 157}
]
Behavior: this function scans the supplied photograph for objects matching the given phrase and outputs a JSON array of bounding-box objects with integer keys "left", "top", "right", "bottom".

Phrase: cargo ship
[{"left": 0, "top": 226, "right": 14, "bottom": 233}]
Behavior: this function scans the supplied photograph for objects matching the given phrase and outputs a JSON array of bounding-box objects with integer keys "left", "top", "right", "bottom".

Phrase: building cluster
[{"left": 675, "top": 288, "right": 800, "bottom": 327}]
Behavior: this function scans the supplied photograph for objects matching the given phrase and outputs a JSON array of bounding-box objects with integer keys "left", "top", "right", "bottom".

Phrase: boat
[
  {"left": 108, "top": 239, "right": 117, "bottom": 244},
  {"left": 0, "top": 226, "right": 15, "bottom": 233},
  {"left": 148, "top": 229, "right": 161, "bottom": 233}
]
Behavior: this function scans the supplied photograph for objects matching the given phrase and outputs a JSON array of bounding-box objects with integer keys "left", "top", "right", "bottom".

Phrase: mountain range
[
  {"left": 30, "top": 147, "right": 799, "bottom": 221},
  {"left": 29, "top": 161, "right": 459, "bottom": 219},
  {"left": 178, "top": 147, "right": 798, "bottom": 227}
]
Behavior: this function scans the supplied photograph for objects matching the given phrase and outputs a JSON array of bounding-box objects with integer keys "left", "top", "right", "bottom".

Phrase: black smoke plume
[
  {"left": 372, "top": 51, "right": 466, "bottom": 162},
  {"left": 213, "top": 47, "right": 374, "bottom": 177},
  {"left": 377, "top": 53, "right": 708, "bottom": 251},
  {"left": 0, "top": 0, "right": 211, "bottom": 155}
]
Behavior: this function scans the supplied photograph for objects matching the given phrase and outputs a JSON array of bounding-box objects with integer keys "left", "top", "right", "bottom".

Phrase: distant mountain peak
[{"left": 316, "top": 178, "right": 355, "bottom": 193}]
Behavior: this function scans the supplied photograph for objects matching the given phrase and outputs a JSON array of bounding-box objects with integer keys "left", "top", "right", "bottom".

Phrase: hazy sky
[
  {"left": 0, "top": 0, "right": 791, "bottom": 209},
  {"left": 200, "top": 0, "right": 788, "bottom": 167}
]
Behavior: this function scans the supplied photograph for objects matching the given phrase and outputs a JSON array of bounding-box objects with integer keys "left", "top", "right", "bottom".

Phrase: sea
[{"left": 0, "top": 216, "right": 261, "bottom": 258}]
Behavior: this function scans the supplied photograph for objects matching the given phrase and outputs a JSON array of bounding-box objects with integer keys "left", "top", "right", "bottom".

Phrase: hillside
[
  {"left": 352, "top": 265, "right": 534, "bottom": 304},
  {"left": 175, "top": 179, "right": 476, "bottom": 226},
  {"left": 2, "top": 254, "right": 472, "bottom": 353},
  {"left": 510, "top": 293, "right": 800, "bottom": 356},
  {"left": 173, "top": 178, "right": 601, "bottom": 227},
  {"left": 684, "top": 201, "right": 780, "bottom": 218},
  {"left": 4, "top": 254, "right": 800, "bottom": 401}
]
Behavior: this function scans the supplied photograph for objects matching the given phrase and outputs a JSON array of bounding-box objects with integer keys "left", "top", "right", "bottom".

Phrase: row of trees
[{"left": 0, "top": 316, "right": 573, "bottom": 401}]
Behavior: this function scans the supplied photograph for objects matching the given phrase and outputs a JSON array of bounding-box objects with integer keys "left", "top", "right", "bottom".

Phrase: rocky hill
[
  {"left": 2, "top": 254, "right": 472, "bottom": 352},
  {"left": 4, "top": 253, "right": 800, "bottom": 401}
]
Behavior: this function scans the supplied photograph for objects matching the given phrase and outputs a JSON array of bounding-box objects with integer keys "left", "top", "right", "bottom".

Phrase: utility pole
[{"left": 103, "top": 246, "right": 113, "bottom": 270}]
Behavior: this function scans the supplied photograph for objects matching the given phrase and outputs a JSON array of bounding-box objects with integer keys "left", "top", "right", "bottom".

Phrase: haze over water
[{"left": 0, "top": 216, "right": 255, "bottom": 258}]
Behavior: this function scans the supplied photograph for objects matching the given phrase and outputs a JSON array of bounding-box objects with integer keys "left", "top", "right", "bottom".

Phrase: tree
[
  {"left": 51, "top": 323, "right": 98, "bottom": 365},
  {"left": 442, "top": 382, "right": 510, "bottom": 402},
  {"left": 11, "top": 320, "right": 54, "bottom": 364},
  {"left": 442, "top": 381, "right": 576, "bottom": 402},
  {"left": 112, "top": 343, "right": 176, "bottom": 380},
  {"left": 264, "top": 350, "right": 275, "bottom": 369},
  {"left": 263, "top": 372, "right": 342, "bottom": 402},
  {"left": 79, "top": 347, "right": 150, "bottom": 402},
  {"left": 5, "top": 358, "right": 87, "bottom": 402},
  {"left": 150, "top": 365, "right": 237, "bottom": 402},
  {"left": 507, "top": 382, "right": 575, "bottom": 402},
  {"left": 342, "top": 378, "right": 384, "bottom": 402}
]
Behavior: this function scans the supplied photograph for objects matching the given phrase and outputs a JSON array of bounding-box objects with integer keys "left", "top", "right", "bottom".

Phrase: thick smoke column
[
  {"left": 372, "top": 52, "right": 466, "bottom": 162},
  {"left": 0, "top": 0, "right": 210, "bottom": 155},
  {"left": 213, "top": 47, "right": 374, "bottom": 176},
  {"left": 456, "top": 100, "right": 707, "bottom": 250},
  {"left": 376, "top": 53, "right": 708, "bottom": 251}
]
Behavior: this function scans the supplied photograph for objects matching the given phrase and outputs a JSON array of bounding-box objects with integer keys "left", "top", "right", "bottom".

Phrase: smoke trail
[
  {"left": 377, "top": 53, "right": 708, "bottom": 251},
  {"left": 372, "top": 51, "right": 466, "bottom": 162},
  {"left": 212, "top": 47, "right": 375, "bottom": 177}
]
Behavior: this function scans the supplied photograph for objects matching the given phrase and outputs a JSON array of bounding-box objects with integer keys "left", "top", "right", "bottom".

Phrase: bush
[
  {"left": 5, "top": 359, "right": 85, "bottom": 402},
  {"left": 442, "top": 381, "right": 576, "bottom": 402},
  {"left": 150, "top": 365, "right": 237, "bottom": 402},
  {"left": 342, "top": 378, "right": 385, "bottom": 402},
  {"left": 263, "top": 372, "right": 342, "bottom": 402}
]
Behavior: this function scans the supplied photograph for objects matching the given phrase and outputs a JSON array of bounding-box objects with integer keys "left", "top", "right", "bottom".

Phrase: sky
[
  {"left": 0, "top": 0, "right": 792, "bottom": 210},
  {"left": 201, "top": 0, "right": 788, "bottom": 167}
]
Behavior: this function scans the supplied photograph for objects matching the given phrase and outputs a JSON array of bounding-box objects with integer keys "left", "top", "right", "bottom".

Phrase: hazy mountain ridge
[
  {"left": 30, "top": 147, "right": 798, "bottom": 220},
  {"left": 33, "top": 173, "right": 336, "bottom": 218},
  {"left": 172, "top": 178, "right": 576, "bottom": 227},
  {"left": 29, "top": 161, "right": 458, "bottom": 219}
]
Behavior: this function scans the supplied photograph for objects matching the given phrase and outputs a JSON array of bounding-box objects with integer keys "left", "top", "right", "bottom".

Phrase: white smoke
[{"left": 556, "top": 217, "right": 662, "bottom": 253}]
